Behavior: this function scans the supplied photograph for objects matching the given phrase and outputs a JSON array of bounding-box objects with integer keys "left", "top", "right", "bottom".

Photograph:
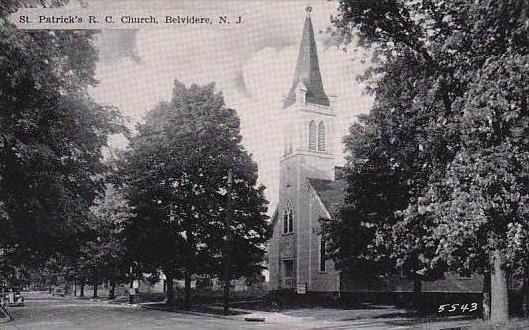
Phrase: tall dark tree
[
  {"left": 326, "top": 0, "right": 529, "bottom": 322},
  {"left": 120, "top": 81, "right": 270, "bottom": 309},
  {"left": 0, "top": 2, "right": 125, "bottom": 269}
]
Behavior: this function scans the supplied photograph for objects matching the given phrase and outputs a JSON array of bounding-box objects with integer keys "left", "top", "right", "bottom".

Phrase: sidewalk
[
  {"left": 143, "top": 304, "right": 353, "bottom": 329},
  {"left": 231, "top": 307, "right": 478, "bottom": 329},
  {"left": 143, "top": 302, "right": 480, "bottom": 329},
  {"left": 30, "top": 293, "right": 486, "bottom": 329}
]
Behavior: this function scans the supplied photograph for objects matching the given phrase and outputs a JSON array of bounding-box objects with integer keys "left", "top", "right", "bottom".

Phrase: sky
[{"left": 89, "top": 0, "right": 373, "bottom": 212}]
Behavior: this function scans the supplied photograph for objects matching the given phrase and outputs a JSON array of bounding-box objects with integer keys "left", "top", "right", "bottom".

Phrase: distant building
[{"left": 268, "top": 7, "right": 482, "bottom": 295}]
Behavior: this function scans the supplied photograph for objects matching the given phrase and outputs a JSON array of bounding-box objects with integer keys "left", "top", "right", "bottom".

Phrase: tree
[
  {"left": 321, "top": 114, "right": 410, "bottom": 280},
  {"left": 92, "top": 185, "right": 132, "bottom": 299},
  {"left": 120, "top": 81, "right": 270, "bottom": 309},
  {"left": 203, "top": 167, "right": 270, "bottom": 314},
  {"left": 417, "top": 53, "right": 529, "bottom": 321},
  {"left": 0, "top": 2, "right": 125, "bottom": 268},
  {"left": 74, "top": 185, "right": 131, "bottom": 299},
  {"left": 328, "top": 0, "right": 529, "bottom": 322}
]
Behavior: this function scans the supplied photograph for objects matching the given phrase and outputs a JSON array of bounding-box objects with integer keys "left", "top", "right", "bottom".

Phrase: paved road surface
[{"left": 0, "top": 292, "right": 468, "bottom": 330}]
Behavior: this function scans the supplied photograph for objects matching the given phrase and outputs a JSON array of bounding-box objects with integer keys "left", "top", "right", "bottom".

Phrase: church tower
[
  {"left": 280, "top": 5, "right": 336, "bottom": 185},
  {"left": 270, "top": 6, "right": 340, "bottom": 293}
]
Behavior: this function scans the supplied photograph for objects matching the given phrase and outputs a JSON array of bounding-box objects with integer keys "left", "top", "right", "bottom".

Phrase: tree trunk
[
  {"left": 483, "top": 271, "right": 491, "bottom": 320},
  {"left": 523, "top": 264, "right": 529, "bottom": 318},
  {"left": 73, "top": 279, "right": 77, "bottom": 297},
  {"left": 413, "top": 276, "right": 422, "bottom": 310},
  {"left": 223, "top": 270, "right": 230, "bottom": 315},
  {"left": 93, "top": 282, "right": 98, "bottom": 298},
  {"left": 490, "top": 249, "right": 509, "bottom": 323},
  {"left": 129, "top": 277, "right": 134, "bottom": 304},
  {"left": 109, "top": 281, "right": 116, "bottom": 300},
  {"left": 80, "top": 280, "right": 85, "bottom": 298},
  {"left": 184, "top": 271, "right": 191, "bottom": 310},
  {"left": 166, "top": 274, "right": 174, "bottom": 305},
  {"left": 413, "top": 276, "right": 422, "bottom": 294}
]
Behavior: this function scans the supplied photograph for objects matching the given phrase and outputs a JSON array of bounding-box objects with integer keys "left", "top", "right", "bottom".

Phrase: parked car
[{"left": 3, "top": 287, "right": 24, "bottom": 307}]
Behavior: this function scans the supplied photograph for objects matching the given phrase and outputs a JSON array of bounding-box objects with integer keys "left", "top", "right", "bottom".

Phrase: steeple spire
[{"left": 283, "top": 7, "right": 330, "bottom": 108}]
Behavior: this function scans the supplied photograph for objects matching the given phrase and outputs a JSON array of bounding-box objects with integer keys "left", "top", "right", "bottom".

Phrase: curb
[{"left": 142, "top": 304, "right": 239, "bottom": 321}]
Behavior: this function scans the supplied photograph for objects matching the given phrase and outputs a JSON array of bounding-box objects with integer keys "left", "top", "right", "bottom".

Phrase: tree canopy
[
  {"left": 324, "top": 0, "right": 529, "bottom": 321},
  {"left": 119, "top": 81, "right": 270, "bottom": 307},
  {"left": 0, "top": 3, "right": 125, "bottom": 263}
]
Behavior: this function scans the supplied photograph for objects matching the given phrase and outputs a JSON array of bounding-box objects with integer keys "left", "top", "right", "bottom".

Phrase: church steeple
[{"left": 283, "top": 6, "right": 330, "bottom": 108}]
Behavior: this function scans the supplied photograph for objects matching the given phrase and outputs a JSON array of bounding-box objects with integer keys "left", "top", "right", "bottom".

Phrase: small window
[
  {"left": 318, "top": 121, "right": 326, "bottom": 151},
  {"left": 309, "top": 120, "right": 317, "bottom": 150},
  {"left": 320, "top": 236, "right": 326, "bottom": 272}
]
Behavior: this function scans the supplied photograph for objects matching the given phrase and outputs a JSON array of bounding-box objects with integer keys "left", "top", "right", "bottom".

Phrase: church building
[
  {"left": 268, "top": 6, "right": 345, "bottom": 293},
  {"left": 268, "top": 7, "right": 483, "bottom": 295}
]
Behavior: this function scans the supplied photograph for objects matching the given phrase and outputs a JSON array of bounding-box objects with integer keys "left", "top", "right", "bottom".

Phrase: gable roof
[
  {"left": 283, "top": 9, "right": 330, "bottom": 108},
  {"left": 307, "top": 177, "right": 347, "bottom": 216}
]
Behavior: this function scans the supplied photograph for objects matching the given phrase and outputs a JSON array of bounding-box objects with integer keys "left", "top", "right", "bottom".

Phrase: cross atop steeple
[{"left": 283, "top": 7, "right": 330, "bottom": 108}]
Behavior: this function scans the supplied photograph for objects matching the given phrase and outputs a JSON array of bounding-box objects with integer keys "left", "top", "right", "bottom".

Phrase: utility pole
[{"left": 223, "top": 169, "right": 233, "bottom": 315}]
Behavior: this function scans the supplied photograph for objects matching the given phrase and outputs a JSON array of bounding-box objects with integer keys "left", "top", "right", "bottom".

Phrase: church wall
[
  {"left": 268, "top": 222, "right": 280, "bottom": 290},
  {"left": 271, "top": 155, "right": 302, "bottom": 290},
  {"left": 307, "top": 185, "right": 340, "bottom": 292},
  {"left": 340, "top": 273, "right": 483, "bottom": 293},
  {"left": 293, "top": 178, "right": 311, "bottom": 291}
]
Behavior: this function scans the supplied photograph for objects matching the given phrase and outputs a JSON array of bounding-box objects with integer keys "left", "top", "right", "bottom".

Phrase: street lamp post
[{"left": 223, "top": 169, "right": 233, "bottom": 315}]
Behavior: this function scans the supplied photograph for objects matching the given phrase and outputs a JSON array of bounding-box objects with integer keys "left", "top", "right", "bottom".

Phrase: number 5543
[{"left": 438, "top": 303, "right": 478, "bottom": 313}]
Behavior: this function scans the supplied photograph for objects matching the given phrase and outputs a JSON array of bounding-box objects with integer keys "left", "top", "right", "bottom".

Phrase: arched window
[
  {"left": 309, "top": 120, "right": 317, "bottom": 150},
  {"left": 283, "top": 208, "right": 289, "bottom": 234},
  {"left": 318, "top": 121, "right": 326, "bottom": 151},
  {"left": 283, "top": 202, "right": 294, "bottom": 234},
  {"left": 288, "top": 206, "right": 294, "bottom": 233}
]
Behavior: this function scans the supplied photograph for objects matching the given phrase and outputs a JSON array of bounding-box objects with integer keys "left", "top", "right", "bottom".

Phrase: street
[
  {"left": 0, "top": 292, "right": 478, "bottom": 330},
  {"left": 2, "top": 292, "right": 272, "bottom": 330}
]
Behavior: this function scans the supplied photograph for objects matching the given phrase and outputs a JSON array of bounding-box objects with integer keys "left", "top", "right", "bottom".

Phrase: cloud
[{"left": 95, "top": 30, "right": 140, "bottom": 63}]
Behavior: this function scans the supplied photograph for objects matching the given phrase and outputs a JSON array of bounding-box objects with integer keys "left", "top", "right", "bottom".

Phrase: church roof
[
  {"left": 307, "top": 177, "right": 347, "bottom": 216},
  {"left": 283, "top": 8, "right": 330, "bottom": 108}
]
